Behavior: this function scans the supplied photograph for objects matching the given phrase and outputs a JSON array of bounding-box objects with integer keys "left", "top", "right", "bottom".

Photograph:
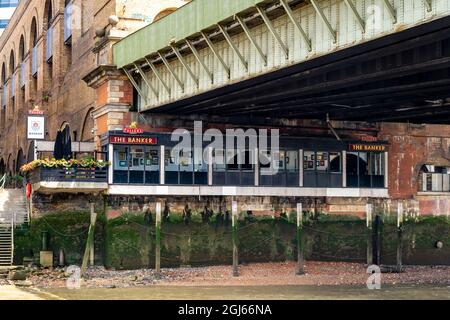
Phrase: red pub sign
[{"left": 110, "top": 136, "right": 158, "bottom": 145}]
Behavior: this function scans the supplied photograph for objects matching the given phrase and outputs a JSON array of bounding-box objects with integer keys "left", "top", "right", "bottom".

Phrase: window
[
  {"left": 420, "top": 165, "right": 450, "bottom": 192},
  {"left": 113, "top": 145, "right": 160, "bottom": 184},
  {"left": 347, "top": 152, "right": 385, "bottom": 188}
]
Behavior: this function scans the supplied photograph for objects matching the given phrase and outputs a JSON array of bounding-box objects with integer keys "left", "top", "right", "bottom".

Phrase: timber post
[
  {"left": 366, "top": 203, "right": 373, "bottom": 266},
  {"left": 296, "top": 203, "right": 305, "bottom": 275},
  {"left": 155, "top": 202, "right": 162, "bottom": 276},
  {"left": 396, "top": 202, "right": 404, "bottom": 273},
  {"left": 232, "top": 200, "right": 239, "bottom": 277},
  {"left": 81, "top": 203, "right": 97, "bottom": 277}
]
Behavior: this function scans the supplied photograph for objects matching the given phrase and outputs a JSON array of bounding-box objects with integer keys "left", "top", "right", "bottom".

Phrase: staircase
[
  {"left": 0, "top": 188, "right": 29, "bottom": 267},
  {"left": 0, "top": 224, "right": 13, "bottom": 266}
]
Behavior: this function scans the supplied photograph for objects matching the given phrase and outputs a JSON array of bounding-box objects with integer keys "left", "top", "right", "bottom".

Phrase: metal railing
[
  {"left": 31, "top": 167, "right": 108, "bottom": 183},
  {"left": 0, "top": 174, "right": 6, "bottom": 190},
  {"left": 20, "top": 62, "right": 26, "bottom": 88},
  {"left": 32, "top": 46, "right": 38, "bottom": 76},
  {"left": 1, "top": 86, "right": 7, "bottom": 108},
  {"left": 10, "top": 74, "right": 15, "bottom": 98},
  {"left": 46, "top": 27, "right": 53, "bottom": 61}
]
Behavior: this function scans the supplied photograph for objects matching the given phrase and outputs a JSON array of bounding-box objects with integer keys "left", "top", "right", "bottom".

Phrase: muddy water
[{"left": 38, "top": 285, "right": 450, "bottom": 300}]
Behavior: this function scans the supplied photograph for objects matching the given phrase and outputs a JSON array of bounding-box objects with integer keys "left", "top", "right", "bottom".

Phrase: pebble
[{"left": 22, "top": 262, "right": 450, "bottom": 289}]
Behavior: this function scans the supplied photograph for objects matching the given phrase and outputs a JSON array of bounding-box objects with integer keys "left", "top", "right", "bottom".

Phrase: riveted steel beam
[
  {"left": 145, "top": 57, "right": 171, "bottom": 96},
  {"left": 201, "top": 31, "right": 231, "bottom": 78},
  {"left": 185, "top": 39, "right": 214, "bottom": 83},
  {"left": 123, "top": 68, "right": 148, "bottom": 109},
  {"left": 236, "top": 15, "right": 267, "bottom": 66},
  {"left": 170, "top": 44, "right": 199, "bottom": 88},
  {"left": 158, "top": 51, "right": 185, "bottom": 92},
  {"left": 134, "top": 63, "right": 159, "bottom": 100},
  {"left": 310, "top": 0, "right": 337, "bottom": 43},
  {"left": 423, "top": 0, "right": 432, "bottom": 12},
  {"left": 382, "top": 0, "right": 397, "bottom": 23},
  {"left": 256, "top": 5, "right": 289, "bottom": 59},
  {"left": 218, "top": 24, "right": 249, "bottom": 71},
  {"left": 279, "top": 0, "right": 312, "bottom": 51},
  {"left": 344, "top": 0, "right": 365, "bottom": 33}
]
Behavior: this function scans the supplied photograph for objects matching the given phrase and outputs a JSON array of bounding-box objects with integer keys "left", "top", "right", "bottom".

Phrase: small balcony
[
  {"left": 10, "top": 75, "right": 15, "bottom": 98},
  {"left": 64, "top": 2, "right": 73, "bottom": 43},
  {"left": 29, "top": 166, "right": 109, "bottom": 194},
  {"left": 20, "top": 63, "right": 26, "bottom": 88},
  {"left": 1, "top": 85, "right": 7, "bottom": 108},
  {"left": 46, "top": 27, "right": 53, "bottom": 61},
  {"left": 32, "top": 47, "right": 38, "bottom": 77}
]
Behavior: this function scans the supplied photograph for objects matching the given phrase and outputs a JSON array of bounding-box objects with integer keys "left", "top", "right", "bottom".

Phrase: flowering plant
[{"left": 20, "top": 157, "right": 110, "bottom": 173}]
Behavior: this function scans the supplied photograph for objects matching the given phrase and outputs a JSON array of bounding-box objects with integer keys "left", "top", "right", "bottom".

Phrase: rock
[
  {"left": 106, "top": 285, "right": 116, "bottom": 289},
  {"left": 15, "top": 280, "right": 33, "bottom": 287},
  {"left": 8, "top": 270, "right": 28, "bottom": 281}
]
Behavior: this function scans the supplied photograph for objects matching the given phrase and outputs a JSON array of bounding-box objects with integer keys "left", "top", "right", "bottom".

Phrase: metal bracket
[
  {"left": 145, "top": 57, "right": 171, "bottom": 96},
  {"left": 310, "top": 0, "right": 337, "bottom": 43},
  {"left": 382, "top": 0, "right": 397, "bottom": 24},
  {"left": 236, "top": 15, "right": 267, "bottom": 66},
  {"left": 133, "top": 63, "right": 159, "bottom": 100},
  {"left": 186, "top": 39, "right": 214, "bottom": 83},
  {"left": 326, "top": 114, "right": 341, "bottom": 141},
  {"left": 123, "top": 68, "right": 148, "bottom": 110},
  {"left": 158, "top": 51, "right": 185, "bottom": 92},
  {"left": 256, "top": 5, "right": 289, "bottom": 59},
  {"left": 170, "top": 44, "right": 199, "bottom": 88},
  {"left": 279, "top": 0, "right": 312, "bottom": 51},
  {"left": 201, "top": 31, "right": 231, "bottom": 78},
  {"left": 422, "top": 0, "right": 432, "bottom": 12},
  {"left": 343, "top": 0, "right": 365, "bottom": 33},
  {"left": 218, "top": 24, "right": 249, "bottom": 71}
]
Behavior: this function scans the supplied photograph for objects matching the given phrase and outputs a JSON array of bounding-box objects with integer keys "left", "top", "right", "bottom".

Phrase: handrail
[{"left": 0, "top": 173, "right": 7, "bottom": 190}]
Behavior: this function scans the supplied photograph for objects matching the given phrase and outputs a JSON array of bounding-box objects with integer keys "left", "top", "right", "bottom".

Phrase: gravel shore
[{"left": 24, "top": 261, "right": 450, "bottom": 289}]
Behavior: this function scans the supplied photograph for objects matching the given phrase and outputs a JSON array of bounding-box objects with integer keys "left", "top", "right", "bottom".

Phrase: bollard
[
  {"left": 232, "top": 201, "right": 239, "bottom": 277},
  {"left": 155, "top": 202, "right": 162, "bottom": 275},
  {"left": 296, "top": 203, "right": 304, "bottom": 275}
]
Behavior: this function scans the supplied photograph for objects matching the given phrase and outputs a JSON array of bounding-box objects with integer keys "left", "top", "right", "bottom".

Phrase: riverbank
[{"left": 26, "top": 261, "right": 450, "bottom": 289}]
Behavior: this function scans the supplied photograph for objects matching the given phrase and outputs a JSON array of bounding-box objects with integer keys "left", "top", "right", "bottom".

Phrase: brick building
[
  {"left": 0, "top": 0, "right": 189, "bottom": 174},
  {"left": 0, "top": 0, "right": 449, "bottom": 219}
]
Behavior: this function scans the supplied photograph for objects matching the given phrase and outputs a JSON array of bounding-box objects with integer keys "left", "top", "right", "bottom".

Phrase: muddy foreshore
[{"left": 20, "top": 261, "right": 450, "bottom": 289}]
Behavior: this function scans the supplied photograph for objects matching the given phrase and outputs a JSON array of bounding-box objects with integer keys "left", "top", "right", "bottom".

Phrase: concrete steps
[
  {"left": 0, "top": 225, "right": 12, "bottom": 266},
  {"left": 0, "top": 189, "right": 29, "bottom": 267}
]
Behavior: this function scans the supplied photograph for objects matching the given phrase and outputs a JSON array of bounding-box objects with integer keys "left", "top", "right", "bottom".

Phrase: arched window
[
  {"left": 153, "top": 8, "right": 177, "bottom": 22},
  {"left": 45, "top": 0, "right": 53, "bottom": 62},
  {"left": 9, "top": 51, "right": 15, "bottom": 100},
  {"left": 19, "top": 35, "right": 25, "bottom": 89},
  {"left": 31, "top": 18, "right": 38, "bottom": 77},
  {"left": 1, "top": 63, "right": 6, "bottom": 109}
]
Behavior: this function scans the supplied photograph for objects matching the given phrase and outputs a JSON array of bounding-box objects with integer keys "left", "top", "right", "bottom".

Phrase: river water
[{"left": 38, "top": 284, "right": 450, "bottom": 300}]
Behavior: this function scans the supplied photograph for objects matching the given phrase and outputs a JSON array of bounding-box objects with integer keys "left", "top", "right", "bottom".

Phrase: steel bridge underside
[{"left": 148, "top": 15, "right": 450, "bottom": 124}]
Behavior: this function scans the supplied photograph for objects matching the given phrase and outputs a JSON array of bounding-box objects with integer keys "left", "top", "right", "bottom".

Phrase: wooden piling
[
  {"left": 366, "top": 204, "right": 373, "bottom": 266},
  {"left": 396, "top": 202, "right": 404, "bottom": 272},
  {"left": 155, "top": 202, "right": 162, "bottom": 275},
  {"left": 232, "top": 200, "right": 239, "bottom": 277},
  {"left": 296, "top": 203, "right": 304, "bottom": 275},
  {"left": 81, "top": 203, "right": 97, "bottom": 277}
]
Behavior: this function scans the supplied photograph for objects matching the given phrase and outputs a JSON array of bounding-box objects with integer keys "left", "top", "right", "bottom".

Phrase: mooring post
[
  {"left": 366, "top": 203, "right": 373, "bottom": 266},
  {"left": 155, "top": 202, "right": 162, "bottom": 275},
  {"left": 89, "top": 203, "right": 95, "bottom": 266},
  {"left": 81, "top": 203, "right": 97, "bottom": 277},
  {"left": 296, "top": 203, "right": 304, "bottom": 275},
  {"left": 396, "top": 202, "right": 404, "bottom": 272},
  {"left": 232, "top": 200, "right": 239, "bottom": 277}
]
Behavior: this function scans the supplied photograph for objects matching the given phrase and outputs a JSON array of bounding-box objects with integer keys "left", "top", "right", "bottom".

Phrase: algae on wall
[
  {"left": 14, "top": 211, "right": 105, "bottom": 266},
  {"left": 15, "top": 211, "right": 450, "bottom": 269}
]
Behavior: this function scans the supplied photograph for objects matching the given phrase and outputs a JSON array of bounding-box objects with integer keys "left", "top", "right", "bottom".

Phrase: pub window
[
  {"left": 346, "top": 152, "right": 385, "bottom": 188},
  {"left": 304, "top": 151, "right": 343, "bottom": 188},
  {"left": 420, "top": 165, "right": 450, "bottom": 192},
  {"left": 113, "top": 145, "right": 160, "bottom": 184}
]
